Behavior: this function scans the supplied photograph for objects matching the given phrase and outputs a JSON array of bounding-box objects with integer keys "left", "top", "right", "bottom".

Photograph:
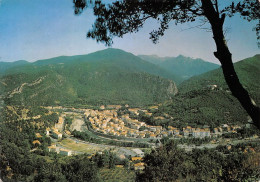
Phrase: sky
[{"left": 0, "top": 0, "right": 259, "bottom": 64}]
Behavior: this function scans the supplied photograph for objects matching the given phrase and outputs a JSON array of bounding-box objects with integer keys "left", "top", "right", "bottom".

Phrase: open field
[{"left": 58, "top": 138, "right": 111, "bottom": 154}]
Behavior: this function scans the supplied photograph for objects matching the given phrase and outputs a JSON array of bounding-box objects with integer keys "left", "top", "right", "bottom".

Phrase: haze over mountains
[
  {"left": 0, "top": 60, "right": 29, "bottom": 75},
  {"left": 139, "top": 54, "right": 219, "bottom": 81}
]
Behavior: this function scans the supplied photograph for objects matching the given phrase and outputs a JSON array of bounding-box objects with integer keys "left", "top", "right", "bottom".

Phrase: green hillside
[
  {"left": 0, "top": 60, "right": 29, "bottom": 75},
  {"left": 2, "top": 49, "right": 178, "bottom": 106},
  {"left": 157, "top": 54, "right": 260, "bottom": 128},
  {"left": 139, "top": 54, "right": 219, "bottom": 81}
]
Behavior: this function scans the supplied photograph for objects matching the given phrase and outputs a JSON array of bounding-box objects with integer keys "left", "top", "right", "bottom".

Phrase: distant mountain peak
[
  {"left": 139, "top": 54, "right": 220, "bottom": 82},
  {"left": 176, "top": 54, "right": 185, "bottom": 58}
]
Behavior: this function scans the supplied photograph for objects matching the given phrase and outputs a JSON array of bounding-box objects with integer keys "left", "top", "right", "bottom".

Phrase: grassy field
[
  {"left": 58, "top": 138, "right": 111, "bottom": 154},
  {"left": 99, "top": 167, "right": 136, "bottom": 182}
]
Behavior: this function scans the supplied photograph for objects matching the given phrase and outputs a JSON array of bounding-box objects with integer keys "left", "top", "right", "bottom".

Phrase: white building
[
  {"left": 52, "top": 131, "right": 62, "bottom": 139},
  {"left": 132, "top": 149, "right": 144, "bottom": 157},
  {"left": 59, "top": 148, "right": 72, "bottom": 156}
]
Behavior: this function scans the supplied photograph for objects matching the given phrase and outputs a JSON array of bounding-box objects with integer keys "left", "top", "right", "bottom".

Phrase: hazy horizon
[{"left": 0, "top": 0, "right": 259, "bottom": 64}]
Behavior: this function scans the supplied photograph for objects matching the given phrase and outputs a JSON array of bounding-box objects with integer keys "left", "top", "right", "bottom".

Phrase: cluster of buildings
[
  {"left": 48, "top": 144, "right": 72, "bottom": 156},
  {"left": 33, "top": 130, "right": 71, "bottom": 156},
  {"left": 44, "top": 116, "right": 65, "bottom": 140},
  {"left": 46, "top": 106, "right": 243, "bottom": 141},
  {"left": 85, "top": 108, "right": 165, "bottom": 139},
  {"left": 172, "top": 124, "right": 241, "bottom": 138},
  {"left": 213, "top": 124, "right": 241, "bottom": 136},
  {"left": 181, "top": 126, "right": 211, "bottom": 138},
  {"left": 86, "top": 106, "right": 242, "bottom": 139},
  {"left": 46, "top": 127, "right": 63, "bottom": 139},
  {"left": 45, "top": 117, "right": 64, "bottom": 139}
]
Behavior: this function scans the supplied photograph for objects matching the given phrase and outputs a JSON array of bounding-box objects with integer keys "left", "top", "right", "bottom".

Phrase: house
[
  {"left": 149, "top": 127, "right": 157, "bottom": 132},
  {"left": 162, "top": 131, "right": 168, "bottom": 137},
  {"left": 131, "top": 157, "right": 143, "bottom": 162},
  {"left": 132, "top": 149, "right": 144, "bottom": 157},
  {"left": 128, "top": 108, "right": 139, "bottom": 115},
  {"left": 175, "top": 134, "right": 182, "bottom": 138},
  {"left": 35, "top": 133, "right": 42, "bottom": 138},
  {"left": 52, "top": 130, "right": 62, "bottom": 139},
  {"left": 145, "top": 112, "right": 153, "bottom": 117},
  {"left": 149, "top": 105, "right": 158, "bottom": 110},
  {"left": 118, "top": 154, "right": 126, "bottom": 160},
  {"left": 130, "top": 123, "right": 140, "bottom": 130},
  {"left": 58, "top": 116, "right": 64, "bottom": 124},
  {"left": 204, "top": 129, "right": 211, "bottom": 137},
  {"left": 226, "top": 145, "right": 232, "bottom": 150},
  {"left": 134, "top": 163, "right": 145, "bottom": 170},
  {"left": 32, "top": 140, "right": 41, "bottom": 145},
  {"left": 107, "top": 105, "right": 121, "bottom": 109},
  {"left": 117, "top": 148, "right": 137, "bottom": 158},
  {"left": 120, "top": 132, "right": 127, "bottom": 137},
  {"left": 84, "top": 109, "right": 90, "bottom": 118},
  {"left": 168, "top": 130, "right": 173, "bottom": 136},
  {"left": 155, "top": 126, "right": 163, "bottom": 131},
  {"left": 59, "top": 148, "right": 72, "bottom": 156},
  {"left": 183, "top": 129, "right": 190, "bottom": 137},
  {"left": 154, "top": 116, "right": 165, "bottom": 120},
  {"left": 192, "top": 130, "right": 200, "bottom": 138},
  {"left": 207, "top": 84, "right": 218, "bottom": 90},
  {"left": 150, "top": 134, "right": 156, "bottom": 139},
  {"left": 48, "top": 145, "right": 58, "bottom": 153},
  {"left": 116, "top": 165, "right": 124, "bottom": 168},
  {"left": 52, "top": 127, "right": 58, "bottom": 132},
  {"left": 46, "top": 127, "right": 50, "bottom": 136},
  {"left": 173, "top": 129, "right": 180, "bottom": 136},
  {"left": 138, "top": 133, "right": 146, "bottom": 138}
]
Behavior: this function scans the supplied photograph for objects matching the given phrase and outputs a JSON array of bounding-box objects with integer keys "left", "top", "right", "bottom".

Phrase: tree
[
  {"left": 73, "top": 0, "right": 260, "bottom": 129},
  {"left": 136, "top": 141, "right": 189, "bottom": 181}
]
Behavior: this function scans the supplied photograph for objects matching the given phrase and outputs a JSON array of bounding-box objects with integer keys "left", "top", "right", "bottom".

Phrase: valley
[
  {"left": 23, "top": 104, "right": 260, "bottom": 157},
  {"left": 0, "top": 49, "right": 259, "bottom": 182}
]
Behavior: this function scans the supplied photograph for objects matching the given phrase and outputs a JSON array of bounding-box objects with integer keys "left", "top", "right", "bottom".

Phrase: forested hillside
[
  {"left": 155, "top": 55, "right": 260, "bottom": 128},
  {"left": 0, "top": 60, "right": 29, "bottom": 75},
  {"left": 2, "top": 49, "right": 178, "bottom": 106}
]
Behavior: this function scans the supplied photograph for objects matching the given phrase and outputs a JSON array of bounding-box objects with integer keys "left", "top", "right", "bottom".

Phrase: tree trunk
[{"left": 201, "top": 0, "right": 260, "bottom": 129}]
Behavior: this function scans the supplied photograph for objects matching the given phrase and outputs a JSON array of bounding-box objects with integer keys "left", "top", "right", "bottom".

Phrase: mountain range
[
  {"left": 0, "top": 60, "right": 29, "bottom": 75},
  {"left": 139, "top": 54, "right": 219, "bottom": 81},
  {"left": 1, "top": 49, "right": 180, "bottom": 106},
  {"left": 1, "top": 48, "right": 258, "bottom": 121}
]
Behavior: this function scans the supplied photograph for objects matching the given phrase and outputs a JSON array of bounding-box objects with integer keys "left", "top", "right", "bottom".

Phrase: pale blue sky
[{"left": 0, "top": 0, "right": 259, "bottom": 64}]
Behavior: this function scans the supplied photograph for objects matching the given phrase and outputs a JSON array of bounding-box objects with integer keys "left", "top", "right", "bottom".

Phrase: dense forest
[
  {"left": 152, "top": 55, "right": 260, "bottom": 128},
  {"left": 136, "top": 140, "right": 260, "bottom": 182}
]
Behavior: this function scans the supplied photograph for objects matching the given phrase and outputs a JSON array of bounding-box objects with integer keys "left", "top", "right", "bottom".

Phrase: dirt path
[{"left": 7, "top": 76, "right": 46, "bottom": 98}]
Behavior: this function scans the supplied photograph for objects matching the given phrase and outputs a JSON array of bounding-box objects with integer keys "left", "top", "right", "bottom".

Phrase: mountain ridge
[
  {"left": 2, "top": 48, "right": 179, "bottom": 106},
  {"left": 139, "top": 54, "right": 220, "bottom": 81},
  {"left": 157, "top": 54, "right": 260, "bottom": 128}
]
